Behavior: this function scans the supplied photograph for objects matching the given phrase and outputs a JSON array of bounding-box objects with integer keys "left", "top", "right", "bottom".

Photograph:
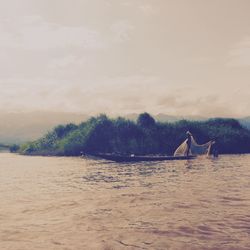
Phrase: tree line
[{"left": 10, "top": 113, "right": 250, "bottom": 156}]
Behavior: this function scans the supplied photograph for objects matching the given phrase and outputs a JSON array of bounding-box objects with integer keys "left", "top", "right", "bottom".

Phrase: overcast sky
[{"left": 0, "top": 0, "right": 250, "bottom": 117}]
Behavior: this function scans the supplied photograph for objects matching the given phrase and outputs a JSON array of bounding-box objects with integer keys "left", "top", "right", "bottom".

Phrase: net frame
[{"left": 174, "top": 135, "right": 214, "bottom": 156}]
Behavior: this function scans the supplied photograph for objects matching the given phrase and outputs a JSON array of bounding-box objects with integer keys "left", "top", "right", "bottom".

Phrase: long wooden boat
[{"left": 92, "top": 153, "right": 196, "bottom": 162}]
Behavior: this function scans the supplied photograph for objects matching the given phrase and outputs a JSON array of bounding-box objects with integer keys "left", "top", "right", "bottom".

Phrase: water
[{"left": 0, "top": 153, "right": 250, "bottom": 250}]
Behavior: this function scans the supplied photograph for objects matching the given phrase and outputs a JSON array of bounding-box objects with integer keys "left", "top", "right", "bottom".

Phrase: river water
[{"left": 0, "top": 153, "right": 250, "bottom": 250}]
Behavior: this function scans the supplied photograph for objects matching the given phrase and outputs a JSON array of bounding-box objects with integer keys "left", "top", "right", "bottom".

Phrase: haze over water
[{"left": 0, "top": 153, "right": 250, "bottom": 250}]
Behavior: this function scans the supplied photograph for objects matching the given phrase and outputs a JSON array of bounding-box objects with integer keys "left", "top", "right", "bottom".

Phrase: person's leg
[{"left": 186, "top": 142, "right": 190, "bottom": 156}]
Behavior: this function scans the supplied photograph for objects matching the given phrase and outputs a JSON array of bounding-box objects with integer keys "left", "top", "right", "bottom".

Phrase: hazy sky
[{"left": 1, "top": 0, "right": 250, "bottom": 117}]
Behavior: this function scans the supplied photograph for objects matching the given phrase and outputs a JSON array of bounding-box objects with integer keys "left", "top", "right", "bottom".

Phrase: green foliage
[
  {"left": 54, "top": 123, "right": 77, "bottom": 138},
  {"left": 17, "top": 114, "right": 250, "bottom": 156},
  {"left": 137, "top": 113, "right": 156, "bottom": 128}
]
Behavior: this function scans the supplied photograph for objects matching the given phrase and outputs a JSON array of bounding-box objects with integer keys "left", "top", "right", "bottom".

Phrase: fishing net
[{"left": 174, "top": 135, "right": 213, "bottom": 156}]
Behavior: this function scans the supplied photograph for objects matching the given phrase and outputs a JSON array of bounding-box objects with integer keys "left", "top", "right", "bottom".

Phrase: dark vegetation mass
[{"left": 12, "top": 113, "right": 250, "bottom": 156}]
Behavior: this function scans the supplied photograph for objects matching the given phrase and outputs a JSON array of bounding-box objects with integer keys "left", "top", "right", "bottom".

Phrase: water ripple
[{"left": 0, "top": 153, "right": 250, "bottom": 249}]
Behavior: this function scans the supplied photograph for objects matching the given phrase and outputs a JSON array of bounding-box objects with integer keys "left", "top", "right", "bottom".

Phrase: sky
[{"left": 0, "top": 0, "right": 250, "bottom": 117}]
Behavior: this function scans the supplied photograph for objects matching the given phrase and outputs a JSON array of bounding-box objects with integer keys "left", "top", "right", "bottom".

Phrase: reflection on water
[{"left": 0, "top": 153, "right": 250, "bottom": 250}]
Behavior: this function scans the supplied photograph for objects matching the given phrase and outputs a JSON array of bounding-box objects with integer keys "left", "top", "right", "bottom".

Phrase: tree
[{"left": 137, "top": 113, "right": 156, "bottom": 128}]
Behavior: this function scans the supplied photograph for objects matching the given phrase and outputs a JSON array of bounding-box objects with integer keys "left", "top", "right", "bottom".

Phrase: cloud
[
  {"left": 0, "top": 74, "right": 249, "bottom": 117},
  {"left": 0, "top": 1, "right": 249, "bottom": 118},
  {"left": 110, "top": 20, "right": 134, "bottom": 43},
  {"left": 51, "top": 76, "right": 243, "bottom": 117},
  {"left": 119, "top": 1, "right": 155, "bottom": 16},
  {"left": 139, "top": 4, "right": 155, "bottom": 16},
  {"left": 48, "top": 55, "right": 86, "bottom": 69},
  {"left": 0, "top": 16, "right": 104, "bottom": 51},
  {"left": 227, "top": 36, "right": 250, "bottom": 67}
]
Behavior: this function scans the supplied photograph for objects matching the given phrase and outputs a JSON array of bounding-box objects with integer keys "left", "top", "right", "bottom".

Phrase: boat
[
  {"left": 92, "top": 153, "right": 196, "bottom": 162},
  {"left": 87, "top": 131, "right": 214, "bottom": 162}
]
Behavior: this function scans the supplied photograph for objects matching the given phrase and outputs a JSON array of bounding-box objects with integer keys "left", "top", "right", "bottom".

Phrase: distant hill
[
  {"left": 0, "top": 112, "right": 89, "bottom": 144},
  {"left": 239, "top": 117, "right": 250, "bottom": 130},
  {"left": 154, "top": 113, "right": 207, "bottom": 122},
  {"left": 123, "top": 113, "right": 207, "bottom": 122}
]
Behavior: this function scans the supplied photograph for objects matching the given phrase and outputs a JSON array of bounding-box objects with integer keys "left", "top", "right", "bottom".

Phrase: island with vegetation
[{"left": 10, "top": 113, "right": 250, "bottom": 156}]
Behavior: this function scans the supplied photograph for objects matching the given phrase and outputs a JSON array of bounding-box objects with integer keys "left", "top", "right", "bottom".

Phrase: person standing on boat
[{"left": 186, "top": 131, "right": 192, "bottom": 156}]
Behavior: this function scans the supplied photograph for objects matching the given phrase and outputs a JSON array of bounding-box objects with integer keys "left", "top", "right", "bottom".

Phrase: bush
[
  {"left": 17, "top": 113, "right": 250, "bottom": 156},
  {"left": 9, "top": 144, "right": 20, "bottom": 153}
]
